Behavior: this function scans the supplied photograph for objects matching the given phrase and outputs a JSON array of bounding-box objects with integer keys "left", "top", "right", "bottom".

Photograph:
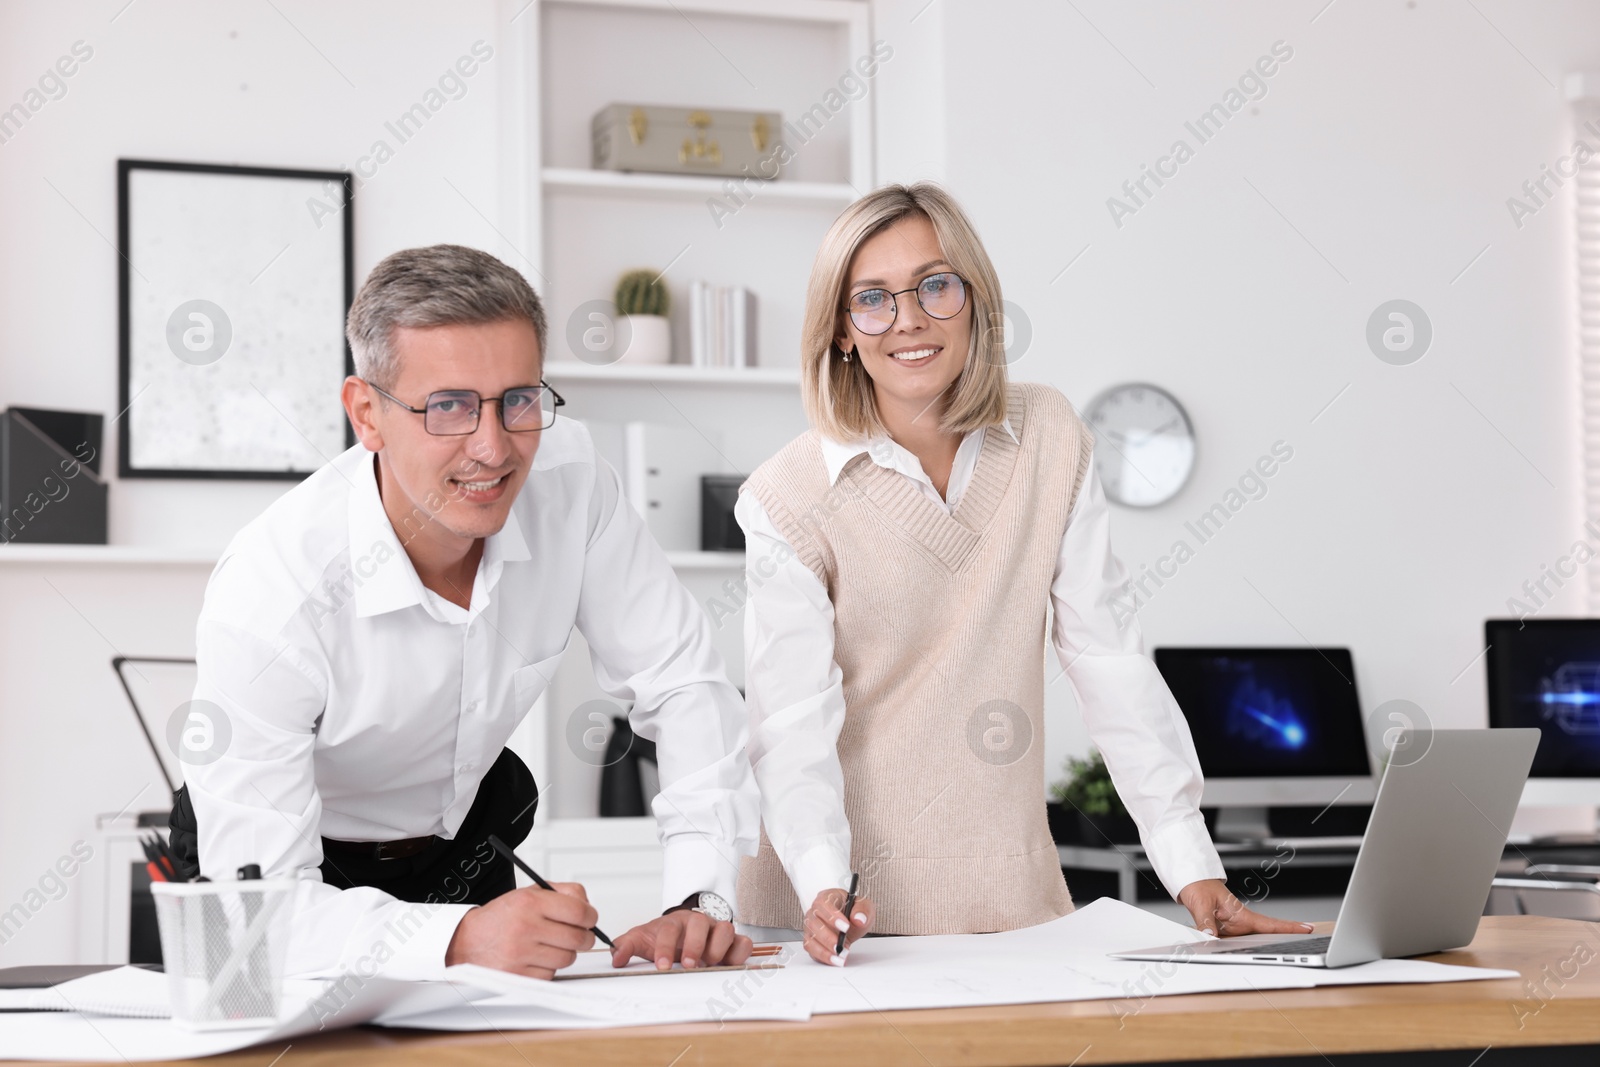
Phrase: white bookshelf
[
  {"left": 517, "top": 0, "right": 875, "bottom": 376},
  {"left": 663, "top": 550, "right": 744, "bottom": 570},
  {"left": 0, "top": 544, "right": 218, "bottom": 566},
  {"left": 544, "top": 360, "right": 800, "bottom": 386},
  {"left": 505, "top": 0, "right": 873, "bottom": 864},
  {"left": 541, "top": 167, "right": 858, "bottom": 205}
]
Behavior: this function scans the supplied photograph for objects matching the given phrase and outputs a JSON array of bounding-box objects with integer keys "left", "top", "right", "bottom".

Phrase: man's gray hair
[{"left": 346, "top": 244, "right": 548, "bottom": 389}]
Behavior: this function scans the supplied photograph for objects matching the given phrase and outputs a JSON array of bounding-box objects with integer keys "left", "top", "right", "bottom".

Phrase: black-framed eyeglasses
[
  {"left": 367, "top": 381, "right": 565, "bottom": 435},
  {"left": 843, "top": 272, "right": 969, "bottom": 336}
]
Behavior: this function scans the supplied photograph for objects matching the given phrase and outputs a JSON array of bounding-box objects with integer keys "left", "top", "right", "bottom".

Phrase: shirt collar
[
  {"left": 345, "top": 448, "right": 531, "bottom": 620},
  {"left": 818, "top": 417, "right": 1017, "bottom": 486},
  {"left": 478, "top": 507, "right": 531, "bottom": 601}
]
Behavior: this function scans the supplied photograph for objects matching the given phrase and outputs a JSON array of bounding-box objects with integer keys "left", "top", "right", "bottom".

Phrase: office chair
[{"left": 1487, "top": 865, "right": 1600, "bottom": 921}]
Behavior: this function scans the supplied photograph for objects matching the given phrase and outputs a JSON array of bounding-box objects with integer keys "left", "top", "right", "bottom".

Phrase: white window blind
[{"left": 1573, "top": 87, "right": 1600, "bottom": 610}]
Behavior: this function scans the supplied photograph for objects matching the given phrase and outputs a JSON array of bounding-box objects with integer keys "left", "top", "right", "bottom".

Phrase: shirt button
[
  {"left": 465, "top": 701, "right": 480, "bottom": 713},
  {"left": 462, "top": 761, "right": 476, "bottom": 773}
]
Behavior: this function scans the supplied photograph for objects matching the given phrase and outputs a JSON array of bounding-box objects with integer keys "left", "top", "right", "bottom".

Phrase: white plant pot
[{"left": 620, "top": 314, "right": 672, "bottom": 365}]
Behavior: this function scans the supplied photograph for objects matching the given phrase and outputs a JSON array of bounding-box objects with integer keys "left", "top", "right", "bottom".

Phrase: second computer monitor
[
  {"left": 1154, "top": 647, "right": 1375, "bottom": 807},
  {"left": 1486, "top": 618, "right": 1600, "bottom": 806}
]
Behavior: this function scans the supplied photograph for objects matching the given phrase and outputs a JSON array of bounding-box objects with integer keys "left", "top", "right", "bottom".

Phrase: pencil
[
  {"left": 836, "top": 872, "right": 860, "bottom": 956},
  {"left": 486, "top": 834, "right": 614, "bottom": 949}
]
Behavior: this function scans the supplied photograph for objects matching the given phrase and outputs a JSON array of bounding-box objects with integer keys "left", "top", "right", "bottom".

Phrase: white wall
[
  {"left": 876, "top": 0, "right": 1596, "bottom": 801},
  {"left": 0, "top": 0, "right": 513, "bottom": 966},
  {"left": 0, "top": 0, "right": 514, "bottom": 548}
]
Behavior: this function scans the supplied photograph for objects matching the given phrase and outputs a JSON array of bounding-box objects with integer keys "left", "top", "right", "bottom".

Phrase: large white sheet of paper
[
  {"left": 385, "top": 962, "right": 813, "bottom": 1030},
  {"left": 781, "top": 898, "right": 1517, "bottom": 1016},
  {"left": 0, "top": 899, "right": 1520, "bottom": 1060},
  {"left": 0, "top": 972, "right": 480, "bottom": 1062},
  {"left": 377, "top": 899, "right": 1516, "bottom": 1031}
]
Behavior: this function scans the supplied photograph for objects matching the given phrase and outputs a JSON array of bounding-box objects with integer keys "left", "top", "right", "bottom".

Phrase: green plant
[
  {"left": 1049, "top": 750, "right": 1127, "bottom": 817},
  {"left": 615, "top": 269, "right": 670, "bottom": 317}
]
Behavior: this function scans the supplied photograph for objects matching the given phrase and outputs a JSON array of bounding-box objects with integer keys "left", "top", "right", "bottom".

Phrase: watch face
[
  {"left": 1083, "top": 383, "right": 1196, "bottom": 508},
  {"left": 696, "top": 892, "right": 733, "bottom": 923}
]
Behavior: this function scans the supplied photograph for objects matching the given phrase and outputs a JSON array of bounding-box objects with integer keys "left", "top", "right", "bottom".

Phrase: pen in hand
[
  {"left": 486, "top": 834, "right": 614, "bottom": 949},
  {"left": 836, "top": 872, "right": 861, "bottom": 957}
]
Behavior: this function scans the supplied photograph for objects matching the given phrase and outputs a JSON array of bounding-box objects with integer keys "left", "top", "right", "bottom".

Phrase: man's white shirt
[{"left": 186, "top": 418, "right": 759, "bottom": 979}]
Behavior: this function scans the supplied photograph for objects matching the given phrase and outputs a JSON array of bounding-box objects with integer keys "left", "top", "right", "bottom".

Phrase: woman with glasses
[{"left": 735, "top": 183, "right": 1311, "bottom": 966}]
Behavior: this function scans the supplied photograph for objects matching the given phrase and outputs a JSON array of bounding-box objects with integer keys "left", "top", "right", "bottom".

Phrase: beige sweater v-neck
[{"left": 737, "top": 383, "right": 1093, "bottom": 933}]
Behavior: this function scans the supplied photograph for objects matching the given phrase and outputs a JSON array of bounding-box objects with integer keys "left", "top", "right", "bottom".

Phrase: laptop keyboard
[{"left": 1211, "top": 935, "right": 1332, "bottom": 956}]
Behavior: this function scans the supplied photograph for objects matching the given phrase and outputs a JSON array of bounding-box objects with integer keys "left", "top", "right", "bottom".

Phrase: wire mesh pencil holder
[{"left": 151, "top": 879, "right": 295, "bottom": 1030}]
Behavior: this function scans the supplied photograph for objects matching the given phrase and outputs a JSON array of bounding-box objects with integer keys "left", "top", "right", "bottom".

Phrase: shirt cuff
[
  {"left": 1142, "top": 812, "right": 1227, "bottom": 900},
  {"left": 785, "top": 842, "right": 852, "bottom": 910},
  {"left": 661, "top": 834, "right": 740, "bottom": 917},
  {"left": 377, "top": 901, "right": 476, "bottom": 981}
]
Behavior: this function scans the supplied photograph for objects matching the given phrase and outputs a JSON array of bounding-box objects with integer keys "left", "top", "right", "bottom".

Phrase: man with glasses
[{"left": 173, "top": 244, "right": 759, "bottom": 980}]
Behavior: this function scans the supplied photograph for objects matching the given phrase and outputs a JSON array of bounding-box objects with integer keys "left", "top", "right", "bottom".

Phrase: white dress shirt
[
  {"left": 187, "top": 418, "right": 759, "bottom": 979},
  {"left": 736, "top": 422, "right": 1226, "bottom": 911}
]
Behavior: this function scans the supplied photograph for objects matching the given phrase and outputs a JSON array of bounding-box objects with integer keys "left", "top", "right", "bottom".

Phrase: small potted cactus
[{"left": 615, "top": 269, "right": 672, "bottom": 365}]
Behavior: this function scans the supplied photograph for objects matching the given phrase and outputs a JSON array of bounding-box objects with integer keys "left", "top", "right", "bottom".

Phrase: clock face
[{"left": 1083, "top": 384, "right": 1195, "bottom": 507}]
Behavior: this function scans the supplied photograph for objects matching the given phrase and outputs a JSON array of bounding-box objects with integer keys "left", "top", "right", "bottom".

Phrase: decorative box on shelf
[{"left": 591, "top": 103, "right": 785, "bottom": 180}]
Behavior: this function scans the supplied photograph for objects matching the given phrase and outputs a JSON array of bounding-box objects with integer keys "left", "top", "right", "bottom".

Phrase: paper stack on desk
[{"left": 0, "top": 898, "right": 1519, "bottom": 1061}]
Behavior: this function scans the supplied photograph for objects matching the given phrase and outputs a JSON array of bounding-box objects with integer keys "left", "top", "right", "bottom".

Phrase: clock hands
[{"left": 1105, "top": 416, "right": 1182, "bottom": 448}]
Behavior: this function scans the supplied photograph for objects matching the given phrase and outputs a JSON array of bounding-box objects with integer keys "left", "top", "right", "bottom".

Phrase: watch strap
[{"left": 662, "top": 892, "right": 701, "bottom": 917}]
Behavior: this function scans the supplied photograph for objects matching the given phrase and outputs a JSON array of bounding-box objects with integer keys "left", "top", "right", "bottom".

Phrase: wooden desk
[{"left": 38, "top": 916, "right": 1600, "bottom": 1067}]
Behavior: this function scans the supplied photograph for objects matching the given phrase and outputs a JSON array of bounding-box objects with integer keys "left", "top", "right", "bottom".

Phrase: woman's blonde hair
[{"left": 800, "top": 181, "right": 1009, "bottom": 440}]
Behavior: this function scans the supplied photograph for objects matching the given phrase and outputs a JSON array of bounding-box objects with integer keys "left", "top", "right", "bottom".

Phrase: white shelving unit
[
  {"left": 506, "top": 0, "right": 875, "bottom": 909},
  {"left": 0, "top": 544, "right": 218, "bottom": 566},
  {"left": 517, "top": 0, "right": 874, "bottom": 378},
  {"left": 543, "top": 361, "right": 800, "bottom": 386},
  {"left": 662, "top": 550, "right": 745, "bottom": 570},
  {"left": 541, "top": 166, "right": 857, "bottom": 205}
]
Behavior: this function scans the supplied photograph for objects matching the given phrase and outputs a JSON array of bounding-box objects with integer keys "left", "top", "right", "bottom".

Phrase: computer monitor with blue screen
[
  {"left": 1486, "top": 619, "right": 1600, "bottom": 807},
  {"left": 1153, "top": 648, "right": 1376, "bottom": 838}
]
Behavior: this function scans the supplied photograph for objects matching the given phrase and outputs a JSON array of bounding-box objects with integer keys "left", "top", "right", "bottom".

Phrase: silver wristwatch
[{"left": 691, "top": 891, "right": 733, "bottom": 923}]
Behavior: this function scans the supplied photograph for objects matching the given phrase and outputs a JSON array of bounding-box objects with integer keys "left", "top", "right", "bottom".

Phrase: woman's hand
[
  {"left": 1178, "top": 878, "right": 1315, "bottom": 937},
  {"left": 803, "top": 887, "right": 875, "bottom": 965}
]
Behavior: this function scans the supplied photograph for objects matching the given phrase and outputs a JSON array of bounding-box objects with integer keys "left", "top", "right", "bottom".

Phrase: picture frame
[{"left": 117, "top": 158, "right": 355, "bottom": 480}]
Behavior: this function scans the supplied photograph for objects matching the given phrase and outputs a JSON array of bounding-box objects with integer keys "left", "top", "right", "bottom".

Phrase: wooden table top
[{"left": 42, "top": 916, "right": 1600, "bottom": 1066}]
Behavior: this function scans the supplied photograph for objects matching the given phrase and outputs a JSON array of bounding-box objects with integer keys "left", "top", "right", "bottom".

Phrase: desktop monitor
[
  {"left": 1153, "top": 648, "right": 1377, "bottom": 818},
  {"left": 1485, "top": 619, "right": 1600, "bottom": 806}
]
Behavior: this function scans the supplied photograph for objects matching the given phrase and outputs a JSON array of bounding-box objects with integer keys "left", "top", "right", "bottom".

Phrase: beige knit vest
[{"left": 737, "top": 383, "right": 1093, "bottom": 933}]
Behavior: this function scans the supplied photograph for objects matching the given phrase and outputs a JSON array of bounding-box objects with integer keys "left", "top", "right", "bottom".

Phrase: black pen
[
  {"left": 486, "top": 834, "right": 614, "bottom": 949},
  {"left": 836, "top": 871, "right": 860, "bottom": 956}
]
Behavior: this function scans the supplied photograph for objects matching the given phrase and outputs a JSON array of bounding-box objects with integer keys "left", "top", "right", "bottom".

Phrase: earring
[
  {"left": 839, "top": 344, "right": 852, "bottom": 363},
  {"left": 844, "top": 346, "right": 857, "bottom": 363}
]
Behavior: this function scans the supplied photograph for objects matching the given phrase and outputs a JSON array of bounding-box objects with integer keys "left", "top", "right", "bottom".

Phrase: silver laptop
[{"left": 1112, "top": 728, "right": 1539, "bottom": 968}]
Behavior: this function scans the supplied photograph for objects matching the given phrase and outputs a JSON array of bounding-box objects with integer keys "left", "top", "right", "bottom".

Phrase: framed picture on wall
[{"left": 117, "top": 158, "right": 354, "bottom": 479}]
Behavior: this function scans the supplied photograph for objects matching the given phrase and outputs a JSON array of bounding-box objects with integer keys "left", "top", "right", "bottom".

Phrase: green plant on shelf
[
  {"left": 1050, "top": 750, "right": 1127, "bottom": 817},
  {"left": 615, "top": 269, "right": 670, "bottom": 318}
]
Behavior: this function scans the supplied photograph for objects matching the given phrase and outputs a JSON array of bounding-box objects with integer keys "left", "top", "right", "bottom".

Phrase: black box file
[{"left": 0, "top": 407, "right": 107, "bottom": 545}]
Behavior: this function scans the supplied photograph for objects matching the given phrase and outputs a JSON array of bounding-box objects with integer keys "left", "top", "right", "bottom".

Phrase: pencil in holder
[{"left": 150, "top": 879, "right": 295, "bottom": 1030}]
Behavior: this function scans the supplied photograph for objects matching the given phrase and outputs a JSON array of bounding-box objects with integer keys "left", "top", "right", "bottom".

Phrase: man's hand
[
  {"left": 1178, "top": 878, "right": 1315, "bottom": 937},
  {"left": 803, "top": 888, "right": 874, "bottom": 966},
  {"left": 444, "top": 883, "right": 597, "bottom": 979},
  {"left": 611, "top": 910, "right": 752, "bottom": 971}
]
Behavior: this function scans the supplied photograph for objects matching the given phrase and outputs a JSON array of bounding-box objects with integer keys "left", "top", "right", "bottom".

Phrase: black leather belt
[{"left": 323, "top": 835, "right": 437, "bottom": 861}]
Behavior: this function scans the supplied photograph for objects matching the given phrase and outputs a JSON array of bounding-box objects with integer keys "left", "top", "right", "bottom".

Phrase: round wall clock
[{"left": 1082, "top": 383, "right": 1196, "bottom": 508}]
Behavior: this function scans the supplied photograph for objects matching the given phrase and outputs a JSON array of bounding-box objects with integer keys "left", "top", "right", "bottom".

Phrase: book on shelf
[{"left": 687, "top": 282, "right": 758, "bottom": 369}]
